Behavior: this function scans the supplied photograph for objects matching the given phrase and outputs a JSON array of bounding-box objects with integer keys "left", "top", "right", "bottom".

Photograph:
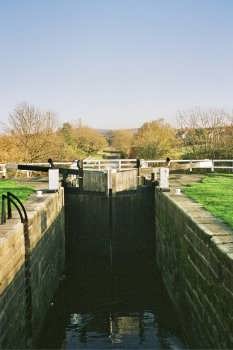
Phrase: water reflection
[
  {"left": 37, "top": 251, "right": 186, "bottom": 349},
  {"left": 61, "top": 311, "right": 184, "bottom": 349}
]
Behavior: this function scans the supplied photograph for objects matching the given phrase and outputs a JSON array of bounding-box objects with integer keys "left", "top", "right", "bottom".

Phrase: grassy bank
[
  {"left": 0, "top": 180, "right": 35, "bottom": 214},
  {"left": 183, "top": 174, "right": 233, "bottom": 230}
]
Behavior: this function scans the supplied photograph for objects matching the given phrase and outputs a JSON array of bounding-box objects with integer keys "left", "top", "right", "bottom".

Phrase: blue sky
[{"left": 0, "top": 0, "right": 233, "bottom": 129}]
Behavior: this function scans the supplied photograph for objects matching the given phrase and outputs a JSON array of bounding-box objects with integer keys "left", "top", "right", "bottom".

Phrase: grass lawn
[
  {"left": 0, "top": 180, "right": 35, "bottom": 214},
  {"left": 183, "top": 174, "right": 233, "bottom": 230}
]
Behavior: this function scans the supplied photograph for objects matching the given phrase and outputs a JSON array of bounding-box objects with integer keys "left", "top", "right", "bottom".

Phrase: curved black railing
[
  {"left": 1, "top": 192, "right": 32, "bottom": 345},
  {"left": 1, "top": 191, "right": 28, "bottom": 224}
]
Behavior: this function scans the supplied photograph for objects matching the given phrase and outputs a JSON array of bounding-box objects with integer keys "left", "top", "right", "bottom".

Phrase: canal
[
  {"left": 36, "top": 252, "right": 186, "bottom": 349},
  {"left": 36, "top": 188, "right": 186, "bottom": 349}
]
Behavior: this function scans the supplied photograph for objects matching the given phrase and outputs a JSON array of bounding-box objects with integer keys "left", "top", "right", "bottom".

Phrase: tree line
[{"left": 0, "top": 103, "right": 232, "bottom": 163}]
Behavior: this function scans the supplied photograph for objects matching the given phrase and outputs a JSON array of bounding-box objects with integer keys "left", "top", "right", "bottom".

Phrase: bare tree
[
  {"left": 177, "top": 108, "right": 233, "bottom": 159},
  {"left": 8, "top": 103, "right": 59, "bottom": 162}
]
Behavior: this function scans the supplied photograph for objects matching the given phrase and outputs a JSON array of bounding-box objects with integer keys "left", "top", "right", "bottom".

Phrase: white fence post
[
  {"left": 211, "top": 160, "right": 214, "bottom": 172},
  {"left": 189, "top": 161, "right": 192, "bottom": 172},
  {"left": 0, "top": 164, "right": 7, "bottom": 178}
]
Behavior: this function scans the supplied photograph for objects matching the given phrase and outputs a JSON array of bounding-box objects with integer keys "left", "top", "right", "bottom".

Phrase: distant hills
[{"left": 97, "top": 128, "right": 138, "bottom": 136}]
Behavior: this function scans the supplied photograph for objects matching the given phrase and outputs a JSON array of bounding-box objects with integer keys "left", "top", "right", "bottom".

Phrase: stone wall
[
  {"left": 0, "top": 189, "right": 65, "bottom": 349},
  {"left": 155, "top": 188, "right": 233, "bottom": 348}
]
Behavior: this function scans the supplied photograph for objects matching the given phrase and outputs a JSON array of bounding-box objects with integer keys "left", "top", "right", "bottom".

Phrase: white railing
[
  {"left": 82, "top": 159, "right": 233, "bottom": 172},
  {"left": 83, "top": 159, "right": 137, "bottom": 170},
  {"left": 2, "top": 159, "right": 233, "bottom": 176}
]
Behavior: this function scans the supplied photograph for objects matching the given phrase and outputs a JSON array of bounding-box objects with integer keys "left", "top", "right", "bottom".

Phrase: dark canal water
[
  {"left": 36, "top": 253, "right": 186, "bottom": 349},
  {"left": 36, "top": 190, "right": 186, "bottom": 349}
]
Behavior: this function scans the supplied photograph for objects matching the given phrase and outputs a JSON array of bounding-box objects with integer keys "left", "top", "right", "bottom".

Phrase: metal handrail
[
  {"left": 0, "top": 191, "right": 32, "bottom": 341},
  {"left": 1, "top": 194, "right": 7, "bottom": 224},
  {"left": 1, "top": 192, "right": 28, "bottom": 224}
]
